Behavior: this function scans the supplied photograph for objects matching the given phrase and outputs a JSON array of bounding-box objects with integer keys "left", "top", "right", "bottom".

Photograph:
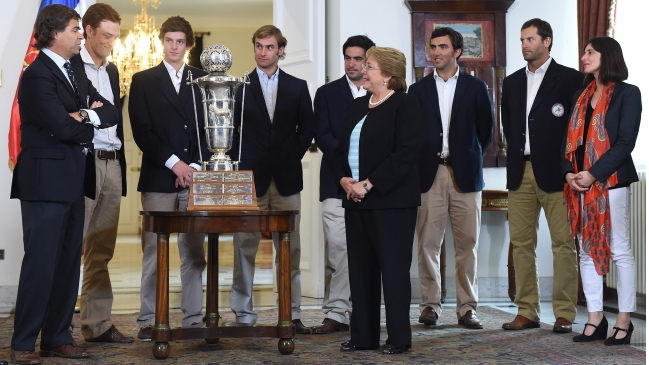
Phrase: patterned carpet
[{"left": 0, "top": 306, "right": 644, "bottom": 364}]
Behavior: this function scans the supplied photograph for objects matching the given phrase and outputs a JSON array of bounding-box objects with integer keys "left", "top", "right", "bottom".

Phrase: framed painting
[{"left": 424, "top": 20, "right": 494, "bottom": 62}]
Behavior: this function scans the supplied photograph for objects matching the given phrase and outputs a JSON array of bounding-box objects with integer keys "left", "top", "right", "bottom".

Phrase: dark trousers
[
  {"left": 12, "top": 197, "right": 84, "bottom": 351},
  {"left": 345, "top": 207, "right": 416, "bottom": 348}
]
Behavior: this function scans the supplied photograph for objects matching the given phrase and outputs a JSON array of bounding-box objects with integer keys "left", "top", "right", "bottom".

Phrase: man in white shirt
[
  {"left": 500, "top": 18, "right": 583, "bottom": 332},
  {"left": 128, "top": 16, "right": 210, "bottom": 340},
  {"left": 70, "top": 3, "right": 133, "bottom": 344},
  {"left": 408, "top": 27, "right": 493, "bottom": 330},
  {"left": 312, "top": 35, "right": 375, "bottom": 334}
]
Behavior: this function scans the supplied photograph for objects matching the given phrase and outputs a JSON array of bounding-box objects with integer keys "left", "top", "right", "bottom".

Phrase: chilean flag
[{"left": 7, "top": 0, "right": 94, "bottom": 171}]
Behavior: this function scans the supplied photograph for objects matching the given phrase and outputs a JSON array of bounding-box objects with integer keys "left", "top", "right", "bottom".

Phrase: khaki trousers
[
  {"left": 231, "top": 179, "right": 302, "bottom": 324},
  {"left": 508, "top": 162, "right": 578, "bottom": 322},
  {"left": 416, "top": 166, "right": 481, "bottom": 318},
  {"left": 79, "top": 156, "right": 122, "bottom": 339},
  {"left": 138, "top": 190, "right": 206, "bottom": 328},
  {"left": 321, "top": 198, "right": 351, "bottom": 324}
]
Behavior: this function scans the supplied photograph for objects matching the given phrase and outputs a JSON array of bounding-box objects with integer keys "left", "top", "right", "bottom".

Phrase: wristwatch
[
  {"left": 79, "top": 109, "right": 89, "bottom": 123},
  {"left": 363, "top": 180, "right": 370, "bottom": 193}
]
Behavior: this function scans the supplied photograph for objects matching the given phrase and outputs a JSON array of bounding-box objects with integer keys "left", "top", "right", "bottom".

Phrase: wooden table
[{"left": 141, "top": 210, "right": 298, "bottom": 359}]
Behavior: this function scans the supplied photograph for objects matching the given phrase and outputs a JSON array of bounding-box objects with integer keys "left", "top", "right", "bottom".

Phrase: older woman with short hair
[{"left": 335, "top": 46, "right": 424, "bottom": 355}]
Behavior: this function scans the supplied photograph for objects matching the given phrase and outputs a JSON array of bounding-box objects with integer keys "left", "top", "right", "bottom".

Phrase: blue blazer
[
  {"left": 229, "top": 68, "right": 315, "bottom": 197},
  {"left": 314, "top": 75, "right": 356, "bottom": 201},
  {"left": 561, "top": 82, "right": 642, "bottom": 186},
  {"left": 11, "top": 51, "right": 118, "bottom": 202},
  {"left": 408, "top": 70, "right": 493, "bottom": 193}
]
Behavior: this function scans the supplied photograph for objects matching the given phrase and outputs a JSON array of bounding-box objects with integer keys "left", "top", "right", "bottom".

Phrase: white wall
[{"left": 0, "top": 0, "right": 39, "bottom": 306}]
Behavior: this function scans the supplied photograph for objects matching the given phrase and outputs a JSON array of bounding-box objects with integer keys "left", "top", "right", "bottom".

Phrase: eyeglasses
[{"left": 361, "top": 63, "right": 379, "bottom": 71}]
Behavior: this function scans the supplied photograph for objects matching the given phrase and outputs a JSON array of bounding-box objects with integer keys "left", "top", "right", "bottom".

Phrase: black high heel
[
  {"left": 604, "top": 322, "right": 633, "bottom": 346},
  {"left": 573, "top": 316, "right": 608, "bottom": 342},
  {"left": 340, "top": 341, "right": 379, "bottom": 351}
]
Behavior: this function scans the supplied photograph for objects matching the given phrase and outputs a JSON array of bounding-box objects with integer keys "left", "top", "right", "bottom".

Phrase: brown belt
[
  {"left": 523, "top": 155, "right": 531, "bottom": 161},
  {"left": 96, "top": 149, "right": 121, "bottom": 160},
  {"left": 439, "top": 157, "right": 450, "bottom": 166}
]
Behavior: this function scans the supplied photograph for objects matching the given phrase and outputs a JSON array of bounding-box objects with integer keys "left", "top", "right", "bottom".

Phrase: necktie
[{"left": 63, "top": 61, "right": 83, "bottom": 108}]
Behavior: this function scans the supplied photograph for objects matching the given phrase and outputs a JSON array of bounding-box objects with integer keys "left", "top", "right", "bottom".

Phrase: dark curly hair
[{"left": 33, "top": 4, "right": 80, "bottom": 50}]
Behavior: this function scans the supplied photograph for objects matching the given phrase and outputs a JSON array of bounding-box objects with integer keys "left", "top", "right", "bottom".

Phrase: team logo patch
[{"left": 551, "top": 103, "right": 565, "bottom": 117}]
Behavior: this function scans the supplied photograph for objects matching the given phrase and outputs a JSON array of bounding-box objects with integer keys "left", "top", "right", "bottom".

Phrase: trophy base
[{"left": 187, "top": 170, "right": 259, "bottom": 211}]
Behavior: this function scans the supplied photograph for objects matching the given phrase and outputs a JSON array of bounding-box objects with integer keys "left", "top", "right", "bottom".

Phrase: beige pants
[
  {"left": 321, "top": 198, "right": 351, "bottom": 324},
  {"left": 416, "top": 165, "right": 481, "bottom": 318},
  {"left": 79, "top": 157, "right": 122, "bottom": 339},
  {"left": 508, "top": 162, "right": 578, "bottom": 322}
]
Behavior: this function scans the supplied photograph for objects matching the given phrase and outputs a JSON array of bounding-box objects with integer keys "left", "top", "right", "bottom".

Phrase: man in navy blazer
[
  {"left": 409, "top": 27, "right": 493, "bottom": 330},
  {"left": 128, "top": 16, "right": 209, "bottom": 340},
  {"left": 312, "top": 35, "right": 375, "bottom": 334},
  {"left": 500, "top": 18, "right": 582, "bottom": 333},
  {"left": 10, "top": 4, "right": 118, "bottom": 363},
  {"left": 228, "top": 25, "right": 315, "bottom": 333}
]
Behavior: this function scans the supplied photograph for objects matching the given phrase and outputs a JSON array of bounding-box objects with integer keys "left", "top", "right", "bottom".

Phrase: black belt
[
  {"left": 523, "top": 155, "right": 531, "bottom": 161},
  {"left": 96, "top": 149, "right": 121, "bottom": 160},
  {"left": 439, "top": 157, "right": 450, "bottom": 166}
]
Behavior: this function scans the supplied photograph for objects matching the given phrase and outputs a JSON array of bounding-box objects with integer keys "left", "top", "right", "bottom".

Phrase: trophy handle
[
  {"left": 237, "top": 73, "right": 251, "bottom": 167},
  {"left": 187, "top": 70, "right": 204, "bottom": 165}
]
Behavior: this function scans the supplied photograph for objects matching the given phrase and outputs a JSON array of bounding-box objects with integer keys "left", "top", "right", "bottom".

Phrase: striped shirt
[{"left": 348, "top": 115, "right": 367, "bottom": 181}]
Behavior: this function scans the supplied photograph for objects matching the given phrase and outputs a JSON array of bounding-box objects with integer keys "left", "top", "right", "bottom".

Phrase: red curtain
[{"left": 577, "top": 0, "right": 614, "bottom": 62}]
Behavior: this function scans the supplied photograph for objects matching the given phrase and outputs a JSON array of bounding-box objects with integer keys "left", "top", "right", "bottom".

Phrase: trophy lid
[{"left": 201, "top": 44, "right": 232, "bottom": 74}]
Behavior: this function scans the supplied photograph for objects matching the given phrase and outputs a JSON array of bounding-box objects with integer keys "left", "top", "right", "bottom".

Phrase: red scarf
[{"left": 563, "top": 80, "right": 618, "bottom": 276}]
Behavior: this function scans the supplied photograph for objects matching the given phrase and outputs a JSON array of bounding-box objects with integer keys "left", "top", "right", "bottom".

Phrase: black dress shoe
[
  {"left": 312, "top": 318, "right": 350, "bottom": 334},
  {"left": 382, "top": 343, "right": 411, "bottom": 355},
  {"left": 292, "top": 319, "right": 311, "bottom": 334},
  {"left": 340, "top": 341, "right": 379, "bottom": 351},
  {"left": 573, "top": 316, "right": 607, "bottom": 342},
  {"left": 605, "top": 322, "right": 633, "bottom": 346}
]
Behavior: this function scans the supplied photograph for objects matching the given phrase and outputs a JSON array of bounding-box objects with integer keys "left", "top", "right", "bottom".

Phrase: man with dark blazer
[
  {"left": 70, "top": 3, "right": 132, "bottom": 344},
  {"left": 228, "top": 25, "right": 315, "bottom": 333},
  {"left": 500, "top": 18, "right": 583, "bottom": 332},
  {"left": 128, "top": 16, "right": 209, "bottom": 340},
  {"left": 10, "top": 4, "right": 118, "bottom": 364},
  {"left": 312, "top": 35, "right": 375, "bottom": 334},
  {"left": 408, "top": 27, "right": 493, "bottom": 330}
]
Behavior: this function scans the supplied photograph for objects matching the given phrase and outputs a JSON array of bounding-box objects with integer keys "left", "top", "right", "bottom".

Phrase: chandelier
[{"left": 110, "top": 0, "right": 164, "bottom": 97}]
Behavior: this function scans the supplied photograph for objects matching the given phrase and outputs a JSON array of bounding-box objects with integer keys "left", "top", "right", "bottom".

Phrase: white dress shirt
[
  {"left": 524, "top": 56, "right": 553, "bottom": 155},
  {"left": 433, "top": 65, "right": 460, "bottom": 158},
  {"left": 346, "top": 75, "right": 367, "bottom": 99},
  {"left": 161, "top": 60, "right": 201, "bottom": 171},
  {"left": 256, "top": 66, "right": 279, "bottom": 121},
  {"left": 80, "top": 46, "right": 122, "bottom": 152}
]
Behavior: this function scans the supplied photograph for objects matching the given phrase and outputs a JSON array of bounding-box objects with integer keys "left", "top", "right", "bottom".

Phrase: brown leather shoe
[
  {"left": 312, "top": 318, "right": 350, "bottom": 334},
  {"left": 10, "top": 349, "right": 41, "bottom": 365},
  {"left": 86, "top": 325, "right": 134, "bottom": 343},
  {"left": 553, "top": 317, "right": 573, "bottom": 333},
  {"left": 39, "top": 343, "right": 89, "bottom": 358},
  {"left": 418, "top": 306, "right": 438, "bottom": 326},
  {"left": 138, "top": 325, "right": 152, "bottom": 341},
  {"left": 458, "top": 310, "right": 483, "bottom": 329},
  {"left": 292, "top": 319, "right": 311, "bottom": 334},
  {"left": 502, "top": 315, "right": 540, "bottom": 330}
]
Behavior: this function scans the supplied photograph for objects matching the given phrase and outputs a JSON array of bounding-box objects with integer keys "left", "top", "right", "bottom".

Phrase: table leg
[
  {"left": 205, "top": 233, "right": 220, "bottom": 344},
  {"left": 277, "top": 232, "right": 295, "bottom": 355},
  {"left": 153, "top": 233, "right": 170, "bottom": 360}
]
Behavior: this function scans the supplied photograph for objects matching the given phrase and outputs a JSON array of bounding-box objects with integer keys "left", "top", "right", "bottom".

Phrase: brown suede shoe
[
  {"left": 553, "top": 317, "right": 573, "bottom": 333},
  {"left": 418, "top": 306, "right": 438, "bottom": 326},
  {"left": 39, "top": 343, "right": 89, "bottom": 358},
  {"left": 138, "top": 325, "right": 152, "bottom": 341},
  {"left": 458, "top": 310, "right": 483, "bottom": 329},
  {"left": 10, "top": 349, "right": 41, "bottom": 365},
  {"left": 86, "top": 325, "right": 134, "bottom": 343},
  {"left": 312, "top": 318, "right": 350, "bottom": 334},
  {"left": 502, "top": 315, "right": 540, "bottom": 330}
]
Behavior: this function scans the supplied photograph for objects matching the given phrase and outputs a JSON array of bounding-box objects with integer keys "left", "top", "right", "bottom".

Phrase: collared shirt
[
  {"left": 80, "top": 45, "right": 122, "bottom": 151},
  {"left": 524, "top": 56, "right": 553, "bottom": 155},
  {"left": 433, "top": 65, "right": 460, "bottom": 158},
  {"left": 256, "top": 66, "right": 279, "bottom": 121},
  {"left": 163, "top": 59, "right": 185, "bottom": 94},
  {"left": 160, "top": 59, "right": 201, "bottom": 171},
  {"left": 41, "top": 48, "right": 100, "bottom": 128},
  {"left": 346, "top": 75, "right": 367, "bottom": 99}
]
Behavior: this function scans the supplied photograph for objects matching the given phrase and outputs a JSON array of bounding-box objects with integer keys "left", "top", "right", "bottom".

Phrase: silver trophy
[{"left": 189, "top": 44, "right": 249, "bottom": 171}]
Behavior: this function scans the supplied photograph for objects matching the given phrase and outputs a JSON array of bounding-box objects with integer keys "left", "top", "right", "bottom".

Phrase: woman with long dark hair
[{"left": 562, "top": 36, "right": 641, "bottom": 345}]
